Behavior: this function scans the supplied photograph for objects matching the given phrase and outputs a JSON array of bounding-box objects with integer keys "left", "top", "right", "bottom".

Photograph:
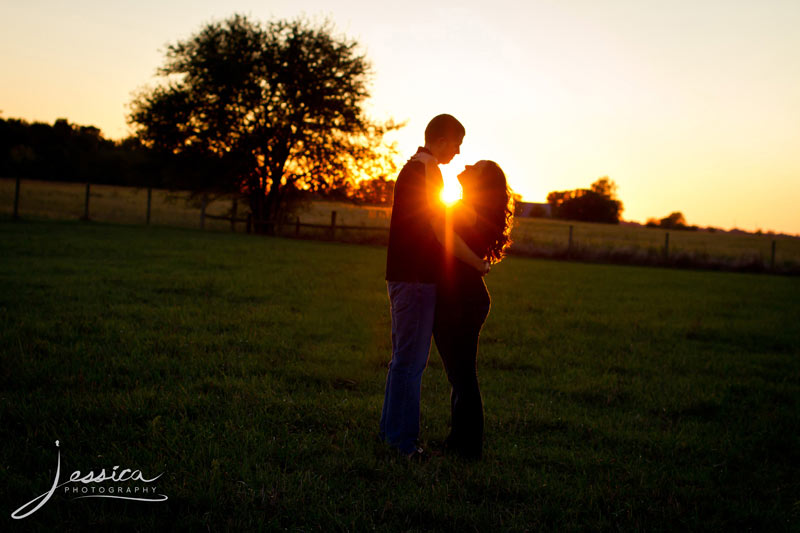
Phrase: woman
[{"left": 434, "top": 160, "right": 514, "bottom": 460}]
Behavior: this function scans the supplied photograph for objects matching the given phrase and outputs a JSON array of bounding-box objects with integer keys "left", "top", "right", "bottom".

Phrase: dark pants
[{"left": 433, "top": 283, "right": 490, "bottom": 459}]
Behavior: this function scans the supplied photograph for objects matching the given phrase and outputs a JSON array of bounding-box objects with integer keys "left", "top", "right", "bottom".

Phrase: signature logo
[{"left": 11, "top": 440, "right": 168, "bottom": 520}]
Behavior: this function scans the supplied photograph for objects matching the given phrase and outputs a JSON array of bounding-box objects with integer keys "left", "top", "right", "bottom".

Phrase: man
[{"left": 379, "top": 114, "right": 490, "bottom": 459}]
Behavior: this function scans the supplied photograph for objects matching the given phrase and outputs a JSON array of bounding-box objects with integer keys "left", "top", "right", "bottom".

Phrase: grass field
[
  {"left": 2, "top": 177, "right": 799, "bottom": 272},
  {"left": 1, "top": 217, "right": 798, "bottom": 531}
]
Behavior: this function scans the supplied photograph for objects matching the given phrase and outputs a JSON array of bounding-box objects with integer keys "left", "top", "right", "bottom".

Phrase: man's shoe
[{"left": 405, "top": 445, "right": 431, "bottom": 462}]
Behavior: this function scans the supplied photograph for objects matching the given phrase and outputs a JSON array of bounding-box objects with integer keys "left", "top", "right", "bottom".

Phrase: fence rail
[
  {"left": 202, "top": 207, "right": 390, "bottom": 237},
  {"left": 3, "top": 177, "right": 796, "bottom": 274}
]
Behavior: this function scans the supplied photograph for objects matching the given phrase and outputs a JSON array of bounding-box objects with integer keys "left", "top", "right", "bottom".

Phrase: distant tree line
[
  {"left": 0, "top": 115, "right": 397, "bottom": 206},
  {"left": 0, "top": 117, "right": 159, "bottom": 186},
  {"left": 547, "top": 177, "right": 624, "bottom": 224},
  {"left": 321, "top": 175, "right": 395, "bottom": 206},
  {"left": 646, "top": 211, "right": 699, "bottom": 231},
  {"left": 542, "top": 180, "right": 703, "bottom": 231}
]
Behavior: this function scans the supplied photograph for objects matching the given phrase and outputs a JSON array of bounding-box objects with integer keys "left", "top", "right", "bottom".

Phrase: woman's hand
[{"left": 474, "top": 259, "right": 491, "bottom": 276}]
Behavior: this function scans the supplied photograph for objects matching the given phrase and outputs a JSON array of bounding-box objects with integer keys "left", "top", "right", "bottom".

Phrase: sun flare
[{"left": 440, "top": 179, "right": 462, "bottom": 206}]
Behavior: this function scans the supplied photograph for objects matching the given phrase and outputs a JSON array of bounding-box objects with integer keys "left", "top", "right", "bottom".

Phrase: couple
[{"left": 378, "top": 114, "right": 514, "bottom": 461}]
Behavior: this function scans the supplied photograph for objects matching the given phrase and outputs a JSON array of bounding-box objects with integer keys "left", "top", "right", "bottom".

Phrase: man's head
[{"left": 424, "top": 114, "right": 465, "bottom": 165}]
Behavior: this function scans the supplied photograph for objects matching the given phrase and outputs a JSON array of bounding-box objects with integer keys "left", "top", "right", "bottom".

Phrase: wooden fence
[
  {"left": 201, "top": 199, "right": 390, "bottom": 239},
  {"left": 9, "top": 178, "right": 389, "bottom": 240},
  {"left": 5, "top": 177, "right": 791, "bottom": 273}
]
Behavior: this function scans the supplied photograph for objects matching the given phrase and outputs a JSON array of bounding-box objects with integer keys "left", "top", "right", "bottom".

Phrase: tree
[
  {"left": 351, "top": 176, "right": 395, "bottom": 206},
  {"left": 645, "top": 211, "right": 698, "bottom": 231},
  {"left": 128, "top": 14, "right": 400, "bottom": 233},
  {"left": 590, "top": 176, "right": 618, "bottom": 198},
  {"left": 659, "top": 211, "right": 687, "bottom": 229},
  {"left": 546, "top": 177, "right": 623, "bottom": 224}
]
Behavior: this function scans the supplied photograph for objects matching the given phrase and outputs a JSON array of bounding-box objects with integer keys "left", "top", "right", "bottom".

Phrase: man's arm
[{"left": 422, "top": 161, "right": 489, "bottom": 275}]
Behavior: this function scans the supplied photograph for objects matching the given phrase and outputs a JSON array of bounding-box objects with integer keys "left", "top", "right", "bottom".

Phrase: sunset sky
[{"left": 2, "top": 0, "right": 798, "bottom": 234}]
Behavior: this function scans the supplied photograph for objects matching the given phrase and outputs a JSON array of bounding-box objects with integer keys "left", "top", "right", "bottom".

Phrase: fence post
[
  {"left": 13, "top": 176, "right": 21, "bottom": 220},
  {"left": 81, "top": 182, "right": 91, "bottom": 220},
  {"left": 231, "top": 198, "right": 237, "bottom": 232},
  {"left": 771, "top": 240, "right": 776, "bottom": 270},
  {"left": 330, "top": 211, "right": 337, "bottom": 239},
  {"left": 296, "top": 217, "right": 300, "bottom": 237},
  {"left": 200, "top": 193, "right": 207, "bottom": 229},
  {"left": 246, "top": 213, "right": 252, "bottom": 234},
  {"left": 146, "top": 186, "right": 152, "bottom": 225},
  {"left": 568, "top": 225, "right": 573, "bottom": 257},
  {"left": 664, "top": 232, "right": 670, "bottom": 259}
]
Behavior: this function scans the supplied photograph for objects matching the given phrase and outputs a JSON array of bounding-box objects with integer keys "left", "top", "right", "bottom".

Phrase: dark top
[
  {"left": 385, "top": 147, "right": 444, "bottom": 283},
  {"left": 437, "top": 205, "right": 491, "bottom": 311}
]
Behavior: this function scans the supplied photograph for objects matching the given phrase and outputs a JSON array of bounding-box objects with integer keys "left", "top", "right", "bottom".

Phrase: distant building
[{"left": 515, "top": 201, "right": 551, "bottom": 218}]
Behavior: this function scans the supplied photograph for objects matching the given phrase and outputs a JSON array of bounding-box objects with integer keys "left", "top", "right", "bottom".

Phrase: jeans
[{"left": 379, "top": 281, "right": 437, "bottom": 454}]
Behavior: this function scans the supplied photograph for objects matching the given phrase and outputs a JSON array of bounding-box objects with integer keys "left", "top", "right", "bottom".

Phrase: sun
[{"left": 439, "top": 179, "right": 462, "bottom": 206}]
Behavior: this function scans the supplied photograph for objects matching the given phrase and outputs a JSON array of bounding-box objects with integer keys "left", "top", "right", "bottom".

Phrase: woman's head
[{"left": 457, "top": 160, "right": 514, "bottom": 263}]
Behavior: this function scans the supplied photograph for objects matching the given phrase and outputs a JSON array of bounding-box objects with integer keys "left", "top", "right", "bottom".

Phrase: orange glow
[{"left": 440, "top": 179, "right": 462, "bottom": 205}]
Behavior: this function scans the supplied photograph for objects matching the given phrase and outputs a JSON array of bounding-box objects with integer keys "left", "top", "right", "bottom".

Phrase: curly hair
[{"left": 466, "top": 161, "right": 514, "bottom": 264}]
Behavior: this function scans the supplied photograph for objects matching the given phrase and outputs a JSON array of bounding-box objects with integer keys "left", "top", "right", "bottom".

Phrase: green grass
[{"left": 1, "top": 217, "right": 799, "bottom": 531}]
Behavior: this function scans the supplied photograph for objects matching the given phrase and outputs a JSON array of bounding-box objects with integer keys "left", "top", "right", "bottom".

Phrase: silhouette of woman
[{"left": 434, "top": 160, "right": 514, "bottom": 460}]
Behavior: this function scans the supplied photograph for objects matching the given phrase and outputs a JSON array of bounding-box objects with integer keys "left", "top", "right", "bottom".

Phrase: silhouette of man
[{"left": 379, "top": 114, "right": 490, "bottom": 458}]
